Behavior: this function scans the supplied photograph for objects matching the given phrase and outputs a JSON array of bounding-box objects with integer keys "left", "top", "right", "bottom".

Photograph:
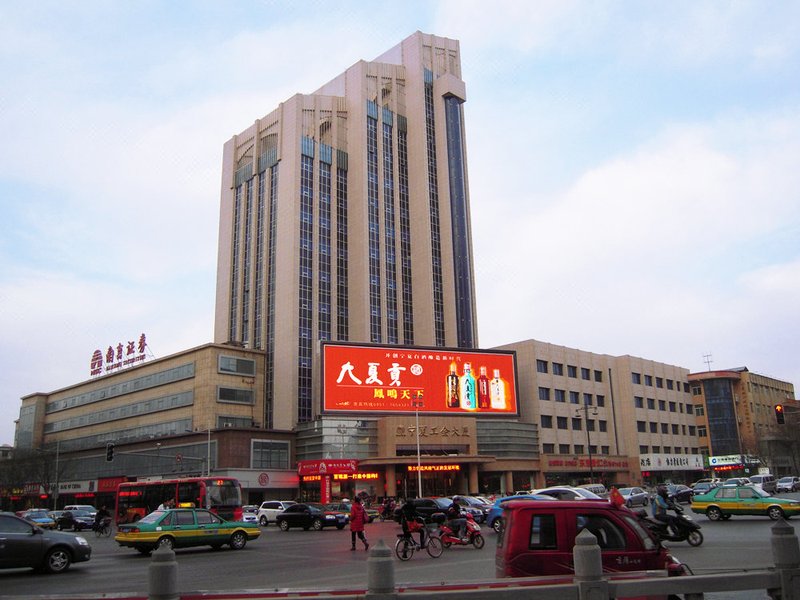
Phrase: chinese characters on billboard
[
  {"left": 322, "top": 343, "right": 518, "bottom": 415},
  {"left": 90, "top": 333, "right": 148, "bottom": 376}
]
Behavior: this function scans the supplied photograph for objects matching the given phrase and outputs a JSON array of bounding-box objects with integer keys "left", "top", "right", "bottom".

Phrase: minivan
[
  {"left": 496, "top": 499, "right": 684, "bottom": 578},
  {"left": 749, "top": 474, "right": 777, "bottom": 495}
]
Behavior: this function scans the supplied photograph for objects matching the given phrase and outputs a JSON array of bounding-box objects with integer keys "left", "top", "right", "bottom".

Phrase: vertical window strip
[
  {"left": 424, "top": 75, "right": 445, "bottom": 346},
  {"left": 318, "top": 161, "right": 332, "bottom": 341},
  {"left": 298, "top": 154, "right": 314, "bottom": 423},
  {"left": 444, "top": 95, "right": 474, "bottom": 348},
  {"left": 241, "top": 179, "right": 253, "bottom": 345},
  {"left": 397, "top": 128, "right": 414, "bottom": 344},
  {"left": 366, "top": 115, "right": 382, "bottom": 343},
  {"left": 264, "top": 165, "right": 279, "bottom": 429},
  {"left": 382, "top": 119, "right": 398, "bottom": 344},
  {"left": 229, "top": 185, "right": 242, "bottom": 341},
  {"left": 336, "top": 165, "right": 349, "bottom": 340},
  {"left": 254, "top": 175, "right": 265, "bottom": 349}
]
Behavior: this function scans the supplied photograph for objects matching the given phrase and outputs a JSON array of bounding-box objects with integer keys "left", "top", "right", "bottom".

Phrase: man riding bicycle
[{"left": 94, "top": 505, "right": 112, "bottom": 532}]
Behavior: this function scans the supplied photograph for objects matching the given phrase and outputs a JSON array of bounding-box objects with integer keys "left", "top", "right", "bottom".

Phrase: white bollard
[
  {"left": 148, "top": 544, "right": 179, "bottom": 600},
  {"left": 367, "top": 539, "right": 395, "bottom": 596}
]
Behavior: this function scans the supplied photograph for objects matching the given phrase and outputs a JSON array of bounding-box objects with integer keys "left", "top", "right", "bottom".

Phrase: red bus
[{"left": 114, "top": 477, "right": 243, "bottom": 524}]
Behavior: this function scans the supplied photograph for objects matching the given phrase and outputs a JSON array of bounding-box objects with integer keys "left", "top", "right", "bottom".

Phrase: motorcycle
[
  {"left": 437, "top": 511, "right": 485, "bottom": 549},
  {"left": 637, "top": 502, "right": 703, "bottom": 547},
  {"left": 379, "top": 500, "right": 396, "bottom": 522}
]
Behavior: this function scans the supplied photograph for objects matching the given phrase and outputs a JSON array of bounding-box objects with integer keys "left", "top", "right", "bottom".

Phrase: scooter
[
  {"left": 438, "top": 511, "right": 485, "bottom": 549},
  {"left": 637, "top": 502, "right": 704, "bottom": 547}
]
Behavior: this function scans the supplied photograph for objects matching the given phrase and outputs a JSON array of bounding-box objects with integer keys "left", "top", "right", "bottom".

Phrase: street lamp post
[
  {"left": 576, "top": 403, "right": 599, "bottom": 484},
  {"left": 206, "top": 421, "right": 212, "bottom": 477},
  {"left": 412, "top": 400, "right": 423, "bottom": 497}
]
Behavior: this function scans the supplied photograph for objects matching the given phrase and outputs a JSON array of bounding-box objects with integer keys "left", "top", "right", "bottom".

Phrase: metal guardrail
[{"left": 11, "top": 519, "right": 800, "bottom": 600}]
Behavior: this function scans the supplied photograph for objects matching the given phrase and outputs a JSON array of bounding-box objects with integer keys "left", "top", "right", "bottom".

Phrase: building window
[
  {"left": 658, "top": 400, "right": 666, "bottom": 411},
  {"left": 559, "top": 444, "right": 570, "bottom": 454},
  {"left": 690, "top": 403, "right": 700, "bottom": 415},
  {"left": 572, "top": 418, "right": 582, "bottom": 430},
  {"left": 557, "top": 416, "right": 568, "bottom": 430},
  {"left": 661, "top": 423, "right": 668, "bottom": 434},
  {"left": 652, "top": 446, "right": 661, "bottom": 453},
  {"left": 536, "top": 359, "right": 549, "bottom": 374},
  {"left": 581, "top": 367, "right": 590, "bottom": 380},
  {"left": 583, "top": 393, "right": 593, "bottom": 405},
  {"left": 667, "top": 379, "right": 674, "bottom": 390},
  {"left": 217, "top": 387, "right": 255, "bottom": 405},
  {"left": 543, "top": 443, "right": 555, "bottom": 453},
  {"left": 637, "top": 421, "right": 646, "bottom": 432},
  {"left": 632, "top": 372, "right": 642, "bottom": 384},
  {"left": 698, "top": 426, "right": 707, "bottom": 437},
  {"left": 569, "top": 391, "right": 580, "bottom": 404},
  {"left": 596, "top": 395, "right": 605, "bottom": 407},
  {"left": 689, "top": 425, "right": 696, "bottom": 436},
  {"left": 639, "top": 445, "right": 648, "bottom": 454},
  {"left": 554, "top": 389, "right": 566, "bottom": 403},
  {"left": 594, "top": 370, "right": 603, "bottom": 382},
  {"left": 539, "top": 387, "right": 551, "bottom": 401},
  {"left": 587, "top": 420, "right": 595, "bottom": 432},
  {"left": 601, "top": 446, "right": 610, "bottom": 455},
  {"left": 218, "top": 356, "right": 256, "bottom": 376},
  {"left": 672, "top": 424, "right": 679, "bottom": 434},
  {"left": 656, "top": 377, "right": 664, "bottom": 388},
  {"left": 649, "top": 422, "right": 657, "bottom": 433},
  {"left": 541, "top": 415, "right": 553, "bottom": 428},
  {"left": 669, "top": 402, "right": 676, "bottom": 412},
  {"left": 644, "top": 375, "right": 653, "bottom": 386},
  {"left": 647, "top": 398, "right": 655, "bottom": 410},
  {"left": 691, "top": 385, "right": 702, "bottom": 396},
  {"left": 552, "top": 362, "right": 564, "bottom": 376},
  {"left": 575, "top": 444, "right": 584, "bottom": 454},
  {"left": 568, "top": 365, "right": 577, "bottom": 378},
  {"left": 251, "top": 440, "right": 289, "bottom": 469},
  {"left": 634, "top": 396, "right": 644, "bottom": 408},
  {"left": 599, "top": 420, "right": 607, "bottom": 432}
]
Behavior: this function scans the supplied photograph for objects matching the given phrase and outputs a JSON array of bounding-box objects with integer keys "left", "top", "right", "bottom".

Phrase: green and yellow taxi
[
  {"left": 115, "top": 508, "right": 260, "bottom": 554},
  {"left": 691, "top": 484, "right": 800, "bottom": 521}
]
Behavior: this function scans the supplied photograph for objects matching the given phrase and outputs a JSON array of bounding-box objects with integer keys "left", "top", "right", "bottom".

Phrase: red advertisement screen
[{"left": 322, "top": 343, "right": 518, "bottom": 415}]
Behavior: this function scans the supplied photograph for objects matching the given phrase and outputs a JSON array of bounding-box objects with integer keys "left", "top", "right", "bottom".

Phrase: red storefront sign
[
  {"left": 98, "top": 476, "right": 128, "bottom": 493},
  {"left": 297, "top": 459, "right": 359, "bottom": 476}
]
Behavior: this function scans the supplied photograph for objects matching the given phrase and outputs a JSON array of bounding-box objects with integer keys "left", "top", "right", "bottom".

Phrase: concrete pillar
[
  {"left": 573, "top": 529, "right": 609, "bottom": 600},
  {"left": 468, "top": 464, "right": 479, "bottom": 494},
  {"left": 504, "top": 471, "right": 514, "bottom": 494},
  {"left": 771, "top": 518, "right": 800, "bottom": 600},
  {"left": 148, "top": 545, "right": 179, "bottom": 600},
  {"left": 366, "top": 539, "right": 396, "bottom": 600},
  {"left": 385, "top": 464, "right": 396, "bottom": 497}
]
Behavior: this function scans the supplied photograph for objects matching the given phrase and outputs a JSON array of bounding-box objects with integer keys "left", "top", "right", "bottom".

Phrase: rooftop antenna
[{"left": 703, "top": 353, "right": 713, "bottom": 371}]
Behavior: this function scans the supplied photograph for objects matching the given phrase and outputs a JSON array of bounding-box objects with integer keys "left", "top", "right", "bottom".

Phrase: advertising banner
[{"left": 322, "top": 343, "right": 518, "bottom": 415}]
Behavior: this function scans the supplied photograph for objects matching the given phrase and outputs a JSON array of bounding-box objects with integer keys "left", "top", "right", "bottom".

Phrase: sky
[{"left": 2, "top": 1, "right": 799, "bottom": 446}]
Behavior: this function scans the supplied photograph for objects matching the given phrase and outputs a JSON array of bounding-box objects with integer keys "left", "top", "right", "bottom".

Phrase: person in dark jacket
[
  {"left": 400, "top": 501, "right": 426, "bottom": 548},
  {"left": 349, "top": 497, "right": 369, "bottom": 551}
]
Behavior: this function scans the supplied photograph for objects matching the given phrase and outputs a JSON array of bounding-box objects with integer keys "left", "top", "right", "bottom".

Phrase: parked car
[
  {"left": 495, "top": 500, "right": 684, "bottom": 578},
  {"left": 240, "top": 505, "right": 259, "bottom": 524},
  {"left": 486, "top": 494, "right": 549, "bottom": 533},
  {"left": 256, "top": 500, "right": 296, "bottom": 526},
  {"left": 691, "top": 478, "right": 720, "bottom": 488},
  {"left": 275, "top": 503, "right": 347, "bottom": 531},
  {"left": 691, "top": 482, "right": 719, "bottom": 496},
  {"left": 577, "top": 483, "right": 609, "bottom": 498},
  {"left": 55, "top": 509, "right": 94, "bottom": 531},
  {"left": 0, "top": 511, "right": 92, "bottom": 573},
  {"left": 691, "top": 484, "right": 800, "bottom": 520},
  {"left": 393, "top": 497, "right": 452, "bottom": 523},
  {"left": 532, "top": 486, "right": 603, "bottom": 501},
  {"left": 777, "top": 476, "right": 800, "bottom": 493},
  {"left": 617, "top": 487, "right": 650, "bottom": 507},
  {"left": 749, "top": 474, "right": 778, "bottom": 494},
  {"left": 21, "top": 509, "right": 57, "bottom": 530},
  {"left": 452, "top": 495, "right": 493, "bottom": 523},
  {"left": 324, "top": 502, "right": 356, "bottom": 523},
  {"left": 723, "top": 477, "right": 751, "bottom": 486},
  {"left": 115, "top": 508, "right": 260, "bottom": 554},
  {"left": 666, "top": 484, "right": 693, "bottom": 504}
]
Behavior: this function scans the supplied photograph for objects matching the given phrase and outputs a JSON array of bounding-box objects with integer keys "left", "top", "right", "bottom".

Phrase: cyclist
[
  {"left": 94, "top": 505, "right": 112, "bottom": 532},
  {"left": 400, "top": 501, "right": 426, "bottom": 548}
]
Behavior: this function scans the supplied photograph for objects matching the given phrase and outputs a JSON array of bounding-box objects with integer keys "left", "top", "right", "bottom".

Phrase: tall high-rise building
[{"left": 214, "top": 32, "right": 478, "bottom": 431}]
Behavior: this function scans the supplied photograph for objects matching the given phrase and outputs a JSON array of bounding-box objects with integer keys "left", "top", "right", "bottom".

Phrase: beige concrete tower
[{"left": 214, "top": 32, "right": 478, "bottom": 431}]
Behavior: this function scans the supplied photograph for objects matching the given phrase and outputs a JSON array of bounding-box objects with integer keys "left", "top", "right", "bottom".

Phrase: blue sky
[{"left": 2, "top": 1, "right": 799, "bottom": 445}]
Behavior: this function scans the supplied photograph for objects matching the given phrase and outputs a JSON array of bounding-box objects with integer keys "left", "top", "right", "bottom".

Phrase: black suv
[{"left": 393, "top": 497, "right": 451, "bottom": 523}]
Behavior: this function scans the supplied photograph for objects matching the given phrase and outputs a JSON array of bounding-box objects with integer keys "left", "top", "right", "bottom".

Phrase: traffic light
[
  {"left": 105, "top": 442, "right": 115, "bottom": 461},
  {"left": 775, "top": 404, "right": 786, "bottom": 425}
]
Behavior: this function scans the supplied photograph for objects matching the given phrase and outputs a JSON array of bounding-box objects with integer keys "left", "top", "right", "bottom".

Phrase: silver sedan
[{"left": 618, "top": 487, "right": 650, "bottom": 507}]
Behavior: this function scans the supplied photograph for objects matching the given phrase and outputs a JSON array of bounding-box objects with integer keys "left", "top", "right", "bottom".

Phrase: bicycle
[
  {"left": 394, "top": 518, "right": 443, "bottom": 560},
  {"left": 93, "top": 517, "right": 112, "bottom": 538}
]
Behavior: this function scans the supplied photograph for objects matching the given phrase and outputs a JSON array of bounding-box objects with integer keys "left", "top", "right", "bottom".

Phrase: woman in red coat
[{"left": 349, "top": 497, "right": 369, "bottom": 551}]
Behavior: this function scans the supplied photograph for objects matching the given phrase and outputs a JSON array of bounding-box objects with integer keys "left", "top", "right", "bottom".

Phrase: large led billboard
[{"left": 322, "top": 343, "right": 518, "bottom": 415}]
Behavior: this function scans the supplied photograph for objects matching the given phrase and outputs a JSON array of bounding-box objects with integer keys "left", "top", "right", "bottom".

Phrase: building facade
[{"left": 689, "top": 368, "right": 797, "bottom": 476}]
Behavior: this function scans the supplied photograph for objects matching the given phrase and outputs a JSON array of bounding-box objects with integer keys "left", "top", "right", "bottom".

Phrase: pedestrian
[{"left": 349, "top": 496, "right": 369, "bottom": 551}]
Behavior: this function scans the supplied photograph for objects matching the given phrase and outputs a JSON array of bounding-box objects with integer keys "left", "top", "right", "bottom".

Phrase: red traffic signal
[{"left": 775, "top": 404, "right": 786, "bottom": 424}]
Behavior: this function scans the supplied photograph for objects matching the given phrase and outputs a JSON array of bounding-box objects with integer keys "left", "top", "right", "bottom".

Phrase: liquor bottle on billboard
[
  {"left": 446, "top": 362, "right": 460, "bottom": 408},
  {"left": 460, "top": 363, "right": 477, "bottom": 411},
  {"left": 490, "top": 368, "right": 508, "bottom": 410},
  {"left": 477, "top": 366, "right": 490, "bottom": 409}
]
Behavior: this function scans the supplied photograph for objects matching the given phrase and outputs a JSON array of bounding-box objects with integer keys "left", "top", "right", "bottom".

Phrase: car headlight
[
  {"left": 75, "top": 536, "right": 90, "bottom": 546},
  {"left": 324, "top": 515, "right": 336, "bottom": 520}
]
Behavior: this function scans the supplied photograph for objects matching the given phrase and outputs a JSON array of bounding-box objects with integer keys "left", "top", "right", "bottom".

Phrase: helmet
[{"left": 657, "top": 485, "right": 669, "bottom": 499}]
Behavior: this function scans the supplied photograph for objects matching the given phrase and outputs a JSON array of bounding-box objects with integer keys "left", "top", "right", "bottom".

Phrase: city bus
[{"left": 114, "top": 477, "right": 243, "bottom": 524}]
